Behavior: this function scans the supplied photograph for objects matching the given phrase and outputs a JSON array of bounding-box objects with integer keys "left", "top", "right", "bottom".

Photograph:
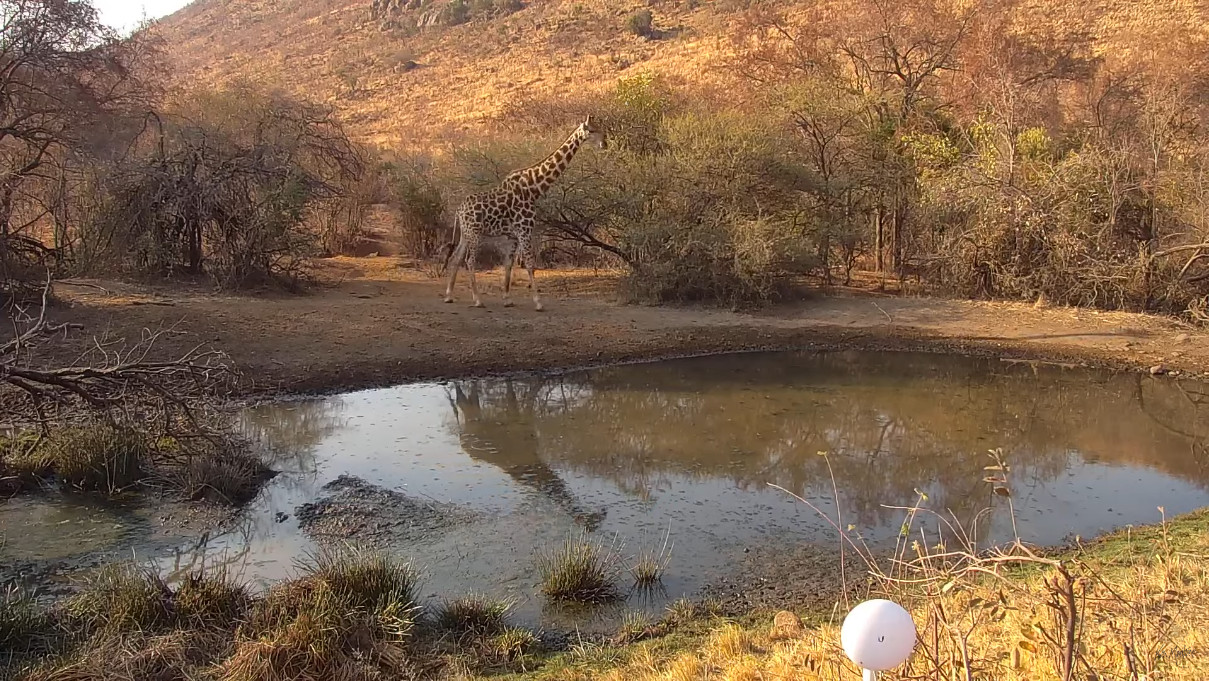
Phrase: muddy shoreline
[{"left": 227, "top": 321, "right": 1209, "bottom": 408}]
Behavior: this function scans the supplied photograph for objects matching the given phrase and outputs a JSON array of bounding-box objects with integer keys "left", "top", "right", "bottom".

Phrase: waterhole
[{"left": 4, "top": 350, "right": 1209, "bottom": 632}]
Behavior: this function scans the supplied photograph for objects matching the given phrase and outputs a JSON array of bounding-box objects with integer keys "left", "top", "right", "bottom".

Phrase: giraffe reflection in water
[{"left": 446, "top": 378, "right": 606, "bottom": 531}]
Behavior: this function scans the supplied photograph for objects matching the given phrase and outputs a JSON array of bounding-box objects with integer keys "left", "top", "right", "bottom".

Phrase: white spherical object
[{"left": 840, "top": 599, "right": 917, "bottom": 671}]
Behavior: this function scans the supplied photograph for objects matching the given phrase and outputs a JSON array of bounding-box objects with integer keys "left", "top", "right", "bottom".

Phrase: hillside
[
  {"left": 153, "top": 0, "right": 744, "bottom": 147},
  {"left": 153, "top": 0, "right": 1208, "bottom": 148}
]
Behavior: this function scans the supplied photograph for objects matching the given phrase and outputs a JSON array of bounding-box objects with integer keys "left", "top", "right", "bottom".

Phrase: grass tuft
[
  {"left": 225, "top": 546, "right": 420, "bottom": 680},
  {"left": 662, "top": 598, "right": 702, "bottom": 627},
  {"left": 301, "top": 544, "right": 421, "bottom": 618},
  {"left": 432, "top": 593, "right": 512, "bottom": 636},
  {"left": 162, "top": 438, "right": 275, "bottom": 505},
  {"left": 536, "top": 530, "right": 622, "bottom": 604},
  {"left": 490, "top": 626, "right": 539, "bottom": 662},
  {"left": 630, "top": 528, "right": 673, "bottom": 588},
  {"left": 10, "top": 424, "right": 148, "bottom": 494},
  {"left": 614, "top": 610, "right": 657, "bottom": 645},
  {"left": 0, "top": 585, "right": 52, "bottom": 656},
  {"left": 174, "top": 569, "right": 252, "bottom": 627},
  {"left": 65, "top": 562, "right": 173, "bottom": 633}
]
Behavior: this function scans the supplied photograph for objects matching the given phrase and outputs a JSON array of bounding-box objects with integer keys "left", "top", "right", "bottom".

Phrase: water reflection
[
  {"left": 446, "top": 379, "right": 606, "bottom": 530},
  {"left": 452, "top": 352, "right": 1209, "bottom": 544},
  {"left": 8, "top": 350, "right": 1209, "bottom": 632}
]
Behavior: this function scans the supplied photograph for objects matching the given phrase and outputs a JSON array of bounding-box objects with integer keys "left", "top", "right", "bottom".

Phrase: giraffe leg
[
  {"left": 465, "top": 248, "right": 484, "bottom": 308},
  {"left": 443, "top": 240, "right": 467, "bottom": 303},
  {"left": 502, "top": 243, "right": 516, "bottom": 307},
  {"left": 520, "top": 234, "right": 543, "bottom": 312}
]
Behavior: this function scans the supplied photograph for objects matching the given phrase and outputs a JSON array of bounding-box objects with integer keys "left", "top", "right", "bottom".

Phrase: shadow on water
[{"left": 6, "top": 350, "right": 1209, "bottom": 632}]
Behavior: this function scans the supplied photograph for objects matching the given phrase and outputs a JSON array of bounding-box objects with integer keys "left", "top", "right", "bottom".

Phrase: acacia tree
[{"left": 0, "top": 0, "right": 154, "bottom": 304}]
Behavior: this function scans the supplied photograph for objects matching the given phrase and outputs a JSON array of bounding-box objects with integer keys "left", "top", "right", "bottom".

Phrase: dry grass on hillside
[
  {"left": 153, "top": 0, "right": 744, "bottom": 147},
  {"left": 150, "top": 0, "right": 1209, "bottom": 148}
]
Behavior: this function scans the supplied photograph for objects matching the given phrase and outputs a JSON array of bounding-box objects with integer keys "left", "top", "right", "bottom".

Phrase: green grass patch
[{"left": 65, "top": 562, "right": 174, "bottom": 634}]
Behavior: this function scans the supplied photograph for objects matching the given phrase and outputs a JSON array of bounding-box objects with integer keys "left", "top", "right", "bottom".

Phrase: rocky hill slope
[
  {"left": 153, "top": 0, "right": 740, "bottom": 147},
  {"left": 153, "top": 0, "right": 1207, "bottom": 147}
]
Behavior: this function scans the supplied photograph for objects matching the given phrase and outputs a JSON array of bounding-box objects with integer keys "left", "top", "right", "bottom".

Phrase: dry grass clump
[
  {"left": 158, "top": 436, "right": 275, "bottom": 505},
  {"left": 223, "top": 546, "right": 420, "bottom": 680},
  {"left": 431, "top": 593, "right": 512, "bottom": 637},
  {"left": 11, "top": 564, "right": 251, "bottom": 679},
  {"left": 20, "top": 628, "right": 235, "bottom": 681},
  {"left": 7, "top": 425, "right": 148, "bottom": 494},
  {"left": 0, "top": 586, "right": 52, "bottom": 656},
  {"left": 536, "top": 531, "right": 623, "bottom": 604}
]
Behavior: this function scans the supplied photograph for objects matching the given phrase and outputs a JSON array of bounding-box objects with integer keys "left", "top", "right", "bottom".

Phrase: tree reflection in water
[{"left": 441, "top": 352, "right": 1209, "bottom": 548}]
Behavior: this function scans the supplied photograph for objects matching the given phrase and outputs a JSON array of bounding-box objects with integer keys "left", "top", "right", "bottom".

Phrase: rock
[
  {"left": 1149, "top": 364, "right": 1166, "bottom": 376},
  {"left": 1175, "top": 333, "right": 1191, "bottom": 343},
  {"left": 770, "top": 610, "right": 804, "bottom": 641}
]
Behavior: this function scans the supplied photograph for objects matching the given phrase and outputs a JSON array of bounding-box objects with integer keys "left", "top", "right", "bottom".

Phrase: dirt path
[{"left": 36, "top": 256, "right": 1209, "bottom": 397}]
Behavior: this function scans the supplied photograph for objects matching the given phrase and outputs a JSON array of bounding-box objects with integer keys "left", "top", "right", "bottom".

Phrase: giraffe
[{"left": 441, "top": 115, "right": 606, "bottom": 311}]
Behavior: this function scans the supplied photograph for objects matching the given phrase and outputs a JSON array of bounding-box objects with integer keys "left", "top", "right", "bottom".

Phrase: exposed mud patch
[
  {"left": 294, "top": 474, "right": 479, "bottom": 546},
  {"left": 697, "top": 543, "right": 875, "bottom": 617}
]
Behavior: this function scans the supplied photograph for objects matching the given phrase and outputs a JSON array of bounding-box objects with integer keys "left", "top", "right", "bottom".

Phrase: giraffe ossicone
[{"left": 441, "top": 115, "right": 607, "bottom": 311}]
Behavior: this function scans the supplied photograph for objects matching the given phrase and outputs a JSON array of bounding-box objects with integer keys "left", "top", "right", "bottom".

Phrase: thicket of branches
[
  {"left": 400, "top": 0, "right": 1209, "bottom": 315},
  {"left": 0, "top": 0, "right": 370, "bottom": 303},
  {"left": 71, "top": 86, "right": 369, "bottom": 289}
]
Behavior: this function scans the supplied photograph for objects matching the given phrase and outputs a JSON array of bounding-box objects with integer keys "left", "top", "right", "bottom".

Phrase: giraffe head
[{"left": 582, "top": 115, "right": 607, "bottom": 149}]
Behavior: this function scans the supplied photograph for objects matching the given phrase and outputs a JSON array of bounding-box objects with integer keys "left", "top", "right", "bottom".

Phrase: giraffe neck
[{"left": 513, "top": 126, "right": 586, "bottom": 199}]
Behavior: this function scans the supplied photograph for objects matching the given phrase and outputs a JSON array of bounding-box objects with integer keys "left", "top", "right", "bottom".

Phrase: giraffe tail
[{"left": 438, "top": 214, "right": 460, "bottom": 276}]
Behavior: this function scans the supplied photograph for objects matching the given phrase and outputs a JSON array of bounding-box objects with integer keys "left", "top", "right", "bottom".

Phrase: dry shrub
[
  {"left": 378, "top": 152, "right": 447, "bottom": 259},
  {"left": 623, "top": 214, "right": 814, "bottom": 307},
  {"left": 72, "top": 83, "right": 365, "bottom": 291}
]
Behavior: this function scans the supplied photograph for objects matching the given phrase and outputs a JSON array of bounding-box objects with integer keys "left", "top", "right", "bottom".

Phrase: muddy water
[{"left": 6, "top": 350, "right": 1209, "bottom": 632}]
